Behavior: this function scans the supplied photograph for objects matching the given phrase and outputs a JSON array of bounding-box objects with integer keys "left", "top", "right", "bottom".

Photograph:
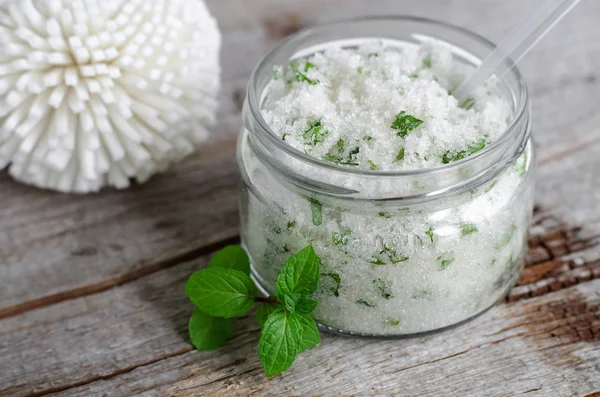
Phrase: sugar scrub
[{"left": 238, "top": 31, "right": 533, "bottom": 336}]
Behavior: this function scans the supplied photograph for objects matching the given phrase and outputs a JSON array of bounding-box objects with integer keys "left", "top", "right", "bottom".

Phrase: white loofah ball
[{"left": 0, "top": 0, "right": 221, "bottom": 193}]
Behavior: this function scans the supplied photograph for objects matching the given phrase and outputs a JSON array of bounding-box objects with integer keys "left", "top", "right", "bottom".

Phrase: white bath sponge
[{"left": 0, "top": 0, "right": 221, "bottom": 193}]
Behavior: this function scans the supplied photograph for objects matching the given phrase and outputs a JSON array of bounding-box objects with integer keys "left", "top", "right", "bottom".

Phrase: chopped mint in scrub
[{"left": 241, "top": 41, "right": 532, "bottom": 336}]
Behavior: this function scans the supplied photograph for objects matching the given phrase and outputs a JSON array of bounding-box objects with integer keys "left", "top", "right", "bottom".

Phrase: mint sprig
[{"left": 185, "top": 245, "right": 321, "bottom": 378}]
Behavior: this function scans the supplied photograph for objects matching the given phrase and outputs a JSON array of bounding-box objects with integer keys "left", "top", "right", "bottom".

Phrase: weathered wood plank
[
  {"left": 2, "top": 191, "right": 599, "bottom": 396},
  {"left": 1, "top": 0, "right": 599, "bottom": 316}
]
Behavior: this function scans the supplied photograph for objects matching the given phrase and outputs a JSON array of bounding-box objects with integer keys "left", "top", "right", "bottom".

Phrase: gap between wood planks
[{"left": 1, "top": 137, "right": 598, "bottom": 322}]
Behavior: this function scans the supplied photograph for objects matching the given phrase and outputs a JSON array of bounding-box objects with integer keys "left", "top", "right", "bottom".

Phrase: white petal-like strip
[{"left": 0, "top": 0, "right": 221, "bottom": 193}]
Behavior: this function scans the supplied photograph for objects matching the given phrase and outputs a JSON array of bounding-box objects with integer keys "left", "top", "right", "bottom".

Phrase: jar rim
[{"left": 246, "top": 15, "right": 529, "bottom": 178}]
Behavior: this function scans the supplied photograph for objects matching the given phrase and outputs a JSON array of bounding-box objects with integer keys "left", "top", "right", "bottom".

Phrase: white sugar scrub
[{"left": 238, "top": 21, "right": 534, "bottom": 337}]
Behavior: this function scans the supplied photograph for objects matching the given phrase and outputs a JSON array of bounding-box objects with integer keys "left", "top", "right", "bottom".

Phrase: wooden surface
[{"left": 1, "top": 0, "right": 600, "bottom": 396}]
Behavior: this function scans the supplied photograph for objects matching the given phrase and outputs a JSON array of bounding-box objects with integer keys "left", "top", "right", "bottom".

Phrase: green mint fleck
[
  {"left": 287, "top": 220, "right": 297, "bottom": 229},
  {"left": 423, "top": 57, "right": 432, "bottom": 69},
  {"left": 411, "top": 290, "right": 431, "bottom": 300},
  {"left": 308, "top": 197, "right": 322, "bottom": 226},
  {"left": 364, "top": 136, "right": 374, "bottom": 141},
  {"left": 282, "top": 134, "right": 288, "bottom": 141},
  {"left": 484, "top": 179, "right": 499, "bottom": 193},
  {"left": 332, "top": 229, "right": 352, "bottom": 247},
  {"left": 442, "top": 139, "right": 487, "bottom": 164},
  {"left": 368, "top": 52, "right": 379, "bottom": 58},
  {"left": 324, "top": 146, "right": 360, "bottom": 166},
  {"left": 189, "top": 310, "right": 234, "bottom": 351},
  {"left": 186, "top": 245, "right": 322, "bottom": 378},
  {"left": 304, "top": 120, "right": 328, "bottom": 145},
  {"left": 207, "top": 245, "right": 251, "bottom": 275},
  {"left": 283, "top": 244, "right": 290, "bottom": 253},
  {"left": 441, "top": 258, "right": 455, "bottom": 270},
  {"left": 460, "top": 222, "right": 478, "bottom": 236},
  {"left": 395, "top": 147, "right": 405, "bottom": 161},
  {"left": 322, "top": 272, "right": 341, "bottom": 297},
  {"left": 385, "top": 319, "right": 401, "bottom": 326},
  {"left": 290, "top": 60, "right": 319, "bottom": 85},
  {"left": 356, "top": 299, "right": 376, "bottom": 308},
  {"left": 495, "top": 225, "right": 517, "bottom": 249},
  {"left": 459, "top": 96, "right": 476, "bottom": 110},
  {"left": 388, "top": 252, "right": 409, "bottom": 264},
  {"left": 373, "top": 278, "right": 393, "bottom": 300},
  {"left": 272, "top": 69, "right": 281, "bottom": 80},
  {"left": 185, "top": 267, "right": 258, "bottom": 318},
  {"left": 369, "top": 258, "right": 387, "bottom": 265},
  {"left": 378, "top": 212, "right": 392, "bottom": 219},
  {"left": 391, "top": 111, "right": 424, "bottom": 138},
  {"left": 515, "top": 149, "right": 528, "bottom": 176},
  {"left": 425, "top": 226, "right": 434, "bottom": 243},
  {"left": 337, "top": 138, "right": 345, "bottom": 152},
  {"left": 357, "top": 66, "right": 364, "bottom": 74},
  {"left": 410, "top": 73, "right": 419, "bottom": 79},
  {"left": 368, "top": 160, "right": 379, "bottom": 170}
]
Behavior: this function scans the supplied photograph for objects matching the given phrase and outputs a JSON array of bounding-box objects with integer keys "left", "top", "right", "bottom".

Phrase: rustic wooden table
[{"left": 1, "top": 0, "right": 599, "bottom": 396}]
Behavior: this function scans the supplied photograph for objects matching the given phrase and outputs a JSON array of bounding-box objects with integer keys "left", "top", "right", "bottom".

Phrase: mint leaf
[
  {"left": 391, "top": 111, "right": 424, "bottom": 137},
  {"left": 185, "top": 268, "right": 258, "bottom": 318},
  {"left": 385, "top": 319, "right": 401, "bottom": 326},
  {"left": 369, "top": 258, "right": 387, "bottom": 265},
  {"left": 426, "top": 226, "right": 434, "bottom": 243},
  {"left": 189, "top": 309, "right": 234, "bottom": 351},
  {"left": 287, "top": 220, "right": 297, "bottom": 229},
  {"left": 373, "top": 278, "right": 393, "bottom": 299},
  {"left": 256, "top": 301, "right": 281, "bottom": 329},
  {"left": 423, "top": 57, "right": 432, "bottom": 69},
  {"left": 290, "top": 60, "right": 319, "bottom": 85},
  {"left": 297, "top": 313, "right": 320, "bottom": 351},
  {"left": 276, "top": 246, "right": 320, "bottom": 299},
  {"left": 368, "top": 160, "right": 379, "bottom": 170},
  {"left": 208, "top": 245, "right": 250, "bottom": 276},
  {"left": 337, "top": 138, "right": 345, "bottom": 152},
  {"left": 441, "top": 258, "right": 455, "bottom": 270},
  {"left": 304, "top": 120, "right": 328, "bottom": 145},
  {"left": 308, "top": 198, "right": 322, "bottom": 226},
  {"left": 442, "top": 139, "right": 486, "bottom": 163},
  {"left": 332, "top": 229, "right": 351, "bottom": 247},
  {"left": 460, "top": 222, "right": 478, "bottom": 236},
  {"left": 459, "top": 96, "right": 476, "bottom": 110},
  {"left": 322, "top": 272, "right": 341, "bottom": 297},
  {"left": 395, "top": 147, "right": 405, "bottom": 161},
  {"left": 259, "top": 309, "right": 302, "bottom": 377},
  {"left": 356, "top": 299, "right": 376, "bottom": 308}
]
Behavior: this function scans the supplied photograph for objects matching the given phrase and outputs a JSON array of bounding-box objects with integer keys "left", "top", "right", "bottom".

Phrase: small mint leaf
[
  {"left": 256, "top": 301, "right": 281, "bottom": 329},
  {"left": 189, "top": 309, "right": 233, "bottom": 351},
  {"left": 460, "top": 222, "right": 478, "bottom": 236},
  {"left": 259, "top": 309, "right": 302, "bottom": 377},
  {"left": 208, "top": 245, "right": 250, "bottom": 275},
  {"left": 297, "top": 313, "right": 320, "bottom": 351},
  {"left": 276, "top": 246, "right": 321, "bottom": 299},
  {"left": 391, "top": 111, "right": 424, "bottom": 137},
  {"left": 185, "top": 268, "right": 257, "bottom": 318},
  {"left": 308, "top": 198, "right": 323, "bottom": 226},
  {"left": 321, "top": 272, "right": 341, "bottom": 297}
]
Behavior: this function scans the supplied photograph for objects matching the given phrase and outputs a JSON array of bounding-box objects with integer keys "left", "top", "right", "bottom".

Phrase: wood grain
[{"left": 1, "top": 0, "right": 600, "bottom": 396}]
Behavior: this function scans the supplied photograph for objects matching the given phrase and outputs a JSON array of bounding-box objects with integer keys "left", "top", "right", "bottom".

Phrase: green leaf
[
  {"left": 356, "top": 299, "right": 376, "bottom": 308},
  {"left": 287, "top": 220, "right": 297, "bottom": 229},
  {"left": 442, "top": 139, "right": 486, "bottom": 164},
  {"left": 459, "top": 96, "right": 476, "bottom": 110},
  {"left": 290, "top": 60, "right": 319, "bottom": 85},
  {"left": 395, "top": 147, "right": 405, "bottom": 161},
  {"left": 368, "top": 160, "right": 379, "bottom": 170},
  {"left": 258, "top": 309, "right": 302, "bottom": 377},
  {"left": 373, "top": 278, "right": 393, "bottom": 299},
  {"left": 425, "top": 226, "right": 434, "bottom": 243},
  {"left": 303, "top": 120, "right": 328, "bottom": 145},
  {"left": 460, "top": 222, "right": 478, "bottom": 236},
  {"left": 369, "top": 258, "right": 387, "bottom": 265},
  {"left": 308, "top": 198, "right": 322, "bottom": 226},
  {"left": 208, "top": 245, "right": 250, "bottom": 276},
  {"left": 423, "top": 57, "right": 432, "bottom": 69},
  {"left": 283, "top": 294, "right": 319, "bottom": 314},
  {"left": 337, "top": 138, "right": 345, "bottom": 152},
  {"left": 276, "top": 246, "right": 321, "bottom": 298},
  {"left": 321, "top": 272, "right": 341, "bottom": 297},
  {"left": 185, "top": 268, "right": 258, "bottom": 318},
  {"left": 441, "top": 258, "right": 455, "bottom": 270},
  {"left": 391, "top": 111, "right": 424, "bottom": 138},
  {"left": 297, "top": 313, "right": 320, "bottom": 351},
  {"left": 189, "top": 309, "right": 234, "bottom": 351},
  {"left": 256, "top": 301, "right": 281, "bottom": 329},
  {"left": 332, "top": 229, "right": 351, "bottom": 247}
]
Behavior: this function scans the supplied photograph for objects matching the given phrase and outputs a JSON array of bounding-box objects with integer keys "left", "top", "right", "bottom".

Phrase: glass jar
[{"left": 237, "top": 17, "right": 534, "bottom": 337}]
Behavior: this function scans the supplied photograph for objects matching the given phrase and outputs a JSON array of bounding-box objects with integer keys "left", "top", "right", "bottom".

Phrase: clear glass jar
[{"left": 237, "top": 17, "right": 534, "bottom": 337}]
